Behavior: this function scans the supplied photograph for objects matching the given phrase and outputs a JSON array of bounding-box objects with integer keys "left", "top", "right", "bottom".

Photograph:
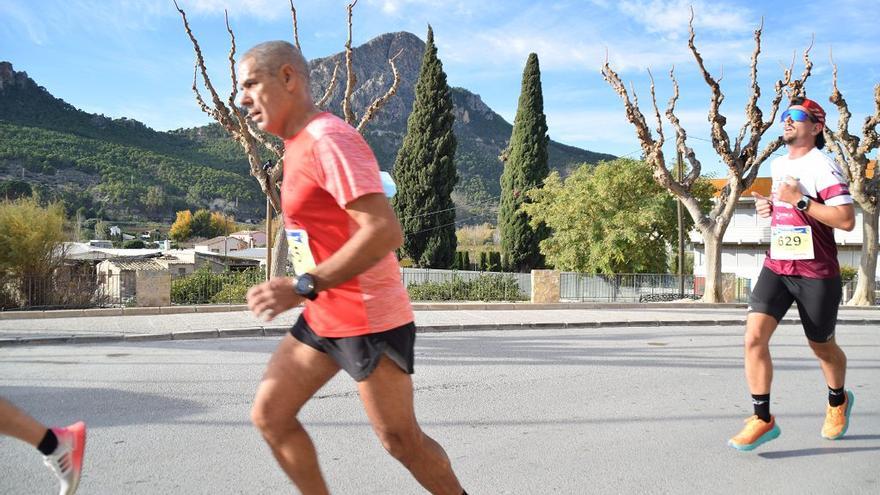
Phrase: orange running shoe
[
  {"left": 728, "top": 415, "right": 780, "bottom": 451},
  {"left": 822, "top": 390, "right": 854, "bottom": 440},
  {"left": 43, "top": 421, "right": 87, "bottom": 495}
]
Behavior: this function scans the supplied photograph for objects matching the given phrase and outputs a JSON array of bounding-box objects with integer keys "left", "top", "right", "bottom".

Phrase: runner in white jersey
[{"left": 728, "top": 97, "right": 857, "bottom": 451}]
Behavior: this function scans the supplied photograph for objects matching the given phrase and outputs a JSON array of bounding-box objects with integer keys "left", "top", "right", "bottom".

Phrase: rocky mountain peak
[{"left": 0, "top": 62, "right": 36, "bottom": 91}]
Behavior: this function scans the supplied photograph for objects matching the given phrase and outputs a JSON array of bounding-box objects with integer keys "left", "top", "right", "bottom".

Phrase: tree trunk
[
  {"left": 701, "top": 233, "right": 724, "bottom": 302},
  {"left": 847, "top": 205, "right": 878, "bottom": 306},
  {"left": 270, "top": 221, "right": 288, "bottom": 279}
]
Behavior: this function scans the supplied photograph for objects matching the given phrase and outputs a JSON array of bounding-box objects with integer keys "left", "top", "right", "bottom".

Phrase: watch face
[
  {"left": 297, "top": 275, "right": 314, "bottom": 294},
  {"left": 296, "top": 274, "right": 317, "bottom": 299}
]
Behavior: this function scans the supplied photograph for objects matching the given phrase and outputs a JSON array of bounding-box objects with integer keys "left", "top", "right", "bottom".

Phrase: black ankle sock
[
  {"left": 752, "top": 394, "right": 771, "bottom": 422},
  {"left": 37, "top": 429, "right": 58, "bottom": 456},
  {"left": 828, "top": 386, "right": 846, "bottom": 407}
]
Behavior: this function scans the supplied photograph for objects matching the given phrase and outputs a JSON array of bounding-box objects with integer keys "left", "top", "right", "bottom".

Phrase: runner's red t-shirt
[{"left": 281, "top": 112, "right": 413, "bottom": 337}]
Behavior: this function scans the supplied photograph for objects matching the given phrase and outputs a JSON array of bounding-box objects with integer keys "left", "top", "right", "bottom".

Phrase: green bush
[
  {"left": 171, "top": 268, "right": 219, "bottom": 304},
  {"left": 840, "top": 265, "right": 858, "bottom": 282},
  {"left": 171, "top": 267, "right": 262, "bottom": 304},
  {"left": 122, "top": 239, "right": 145, "bottom": 249},
  {"left": 210, "top": 275, "right": 259, "bottom": 304},
  {"left": 407, "top": 274, "right": 526, "bottom": 302}
]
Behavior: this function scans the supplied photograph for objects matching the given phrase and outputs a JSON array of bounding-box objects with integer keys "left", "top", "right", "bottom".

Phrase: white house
[
  {"left": 692, "top": 170, "right": 875, "bottom": 283},
  {"left": 194, "top": 236, "right": 249, "bottom": 254},
  {"left": 229, "top": 230, "right": 267, "bottom": 248}
]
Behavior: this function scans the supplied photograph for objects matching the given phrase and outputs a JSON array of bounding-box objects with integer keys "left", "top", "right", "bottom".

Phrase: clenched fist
[{"left": 751, "top": 191, "right": 772, "bottom": 218}]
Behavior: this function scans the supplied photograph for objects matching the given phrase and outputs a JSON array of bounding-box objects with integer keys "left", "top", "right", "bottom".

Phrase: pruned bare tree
[
  {"left": 601, "top": 10, "right": 812, "bottom": 302},
  {"left": 825, "top": 51, "right": 880, "bottom": 305},
  {"left": 173, "top": 0, "right": 402, "bottom": 279}
]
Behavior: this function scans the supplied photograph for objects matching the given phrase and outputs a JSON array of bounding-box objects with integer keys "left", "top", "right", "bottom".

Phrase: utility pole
[
  {"left": 262, "top": 161, "right": 274, "bottom": 282},
  {"left": 676, "top": 149, "right": 685, "bottom": 297}
]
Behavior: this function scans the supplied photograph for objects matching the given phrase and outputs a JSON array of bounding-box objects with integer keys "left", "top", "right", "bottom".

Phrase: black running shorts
[
  {"left": 748, "top": 266, "right": 842, "bottom": 342},
  {"left": 290, "top": 315, "right": 416, "bottom": 381}
]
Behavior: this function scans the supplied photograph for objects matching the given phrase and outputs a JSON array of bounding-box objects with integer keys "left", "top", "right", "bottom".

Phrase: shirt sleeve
[
  {"left": 311, "top": 131, "right": 385, "bottom": 208},
  {"left": 817, "top": 160, "right": 853, "bottom": 206}
]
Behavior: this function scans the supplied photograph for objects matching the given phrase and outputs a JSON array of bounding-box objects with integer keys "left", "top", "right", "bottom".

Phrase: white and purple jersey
[{"left": 765, "top": 148, "right": 852, "bottom": 278}]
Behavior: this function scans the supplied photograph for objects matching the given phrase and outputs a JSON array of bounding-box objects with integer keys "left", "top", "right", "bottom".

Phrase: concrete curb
[
  {"left": 5, "top": 301, "right": 880, "bottom": 321},
  {"left": 0, "top": 302, "right": 760, "bottom": 320},
  {"left": 2, "top": 317, "right": 878, "bottom": 347}
]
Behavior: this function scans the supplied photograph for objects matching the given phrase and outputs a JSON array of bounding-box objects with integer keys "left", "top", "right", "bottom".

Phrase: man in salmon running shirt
[
  {"left": 728, "top": 97, "right": 856, "bottom": 451},
  {"left": 241, "top": 41, "right": 466, "bottom": 494}
]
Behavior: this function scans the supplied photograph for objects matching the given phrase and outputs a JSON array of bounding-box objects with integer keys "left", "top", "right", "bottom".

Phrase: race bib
[
  {"left": 770, "top": 226, "right": 814, "bottom": 260},
  {"left": 285, "top": 229, "right": 317, "bottom": 275}
]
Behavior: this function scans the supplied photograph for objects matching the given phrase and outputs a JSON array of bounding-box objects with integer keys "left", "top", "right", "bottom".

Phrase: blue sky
[{"left": 2, "top": 0, "right": 878, "bottom": 177}]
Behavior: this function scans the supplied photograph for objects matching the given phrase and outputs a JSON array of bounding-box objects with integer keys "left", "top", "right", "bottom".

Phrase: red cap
[{"left": 798, "top": 98, "right": 826, "bottom": 124}]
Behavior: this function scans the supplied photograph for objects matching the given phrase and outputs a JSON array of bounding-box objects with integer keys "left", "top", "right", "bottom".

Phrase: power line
[
  {"left": 403, "top": 212, "right": 482, "bottom": 238},
  {"left": 397, "top": 194, "right": 499, "bottom": 223}
]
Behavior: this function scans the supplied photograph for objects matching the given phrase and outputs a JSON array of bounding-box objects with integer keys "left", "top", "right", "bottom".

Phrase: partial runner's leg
[
  {"left": 358, "top": 356, "right": 464, "bottom": 495},
  {"left": 251, "top": 334, "right": 339, "bottom": 494},
  {"left": 0, "top": 396, "right": 49, "bottom": 447}
]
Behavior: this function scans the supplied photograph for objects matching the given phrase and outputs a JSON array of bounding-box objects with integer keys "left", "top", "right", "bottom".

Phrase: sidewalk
[{"left": 2, "top": 302, "right": 879, "bottom": 346}]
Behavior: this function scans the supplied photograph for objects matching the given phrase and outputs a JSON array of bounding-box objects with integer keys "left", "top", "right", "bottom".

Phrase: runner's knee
[
  {"left": 374, "top": 425, "right": 421, "bottom": 462},
  {"left": 808, "top": 340, "right": 845, "bottom": 362},
  {"left": 743, "top": 329, "right": 769, "bottom": 351},
  {"left": 251, "top": 397, "right": 302, "bottom": 440}
]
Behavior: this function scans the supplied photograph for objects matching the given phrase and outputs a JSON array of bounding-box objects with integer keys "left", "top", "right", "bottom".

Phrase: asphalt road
[{"left": 1, "top": 324, "right": 878, "bottom": 494}]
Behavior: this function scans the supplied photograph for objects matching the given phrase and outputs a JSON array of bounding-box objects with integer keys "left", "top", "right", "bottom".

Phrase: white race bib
[
  {"left": 285, "top": 229, "right": 317, "bottom": 275},
  {"left": 770, "top": 225, "right": 814, "bottom": 260}
]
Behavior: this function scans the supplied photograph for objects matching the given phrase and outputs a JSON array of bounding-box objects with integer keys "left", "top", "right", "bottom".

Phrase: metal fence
[
  {"left": 170, "top": 269, "right": 264, "bottom": 305},
  {"left": 559, "top": 273, "right": 753, "bottom": 303},
  {"left": 1, "top": 273, "right": 117, "bottom": 310}
]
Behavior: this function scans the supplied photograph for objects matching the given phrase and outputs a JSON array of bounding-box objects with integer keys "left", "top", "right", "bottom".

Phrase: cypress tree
[
  {"left": 392, "top": 26, "right": 458, "bottom": 268},
  {"left": 498, "top": 53, "right": 550, "bottom": 272}
]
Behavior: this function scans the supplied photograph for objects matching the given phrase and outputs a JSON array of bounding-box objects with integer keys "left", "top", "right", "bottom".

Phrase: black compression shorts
[{"left": 748, "top": 266, "right": 842, "bottom": 342}]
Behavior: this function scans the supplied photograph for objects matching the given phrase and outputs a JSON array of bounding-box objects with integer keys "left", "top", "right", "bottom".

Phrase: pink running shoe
[{"left": 43, "top": 421, "right": 86, "bottom": 495}]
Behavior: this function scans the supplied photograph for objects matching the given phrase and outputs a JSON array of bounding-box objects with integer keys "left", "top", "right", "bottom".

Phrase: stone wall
[
  {"left": 531, "top": 270, "right": 560, "bottom": 304},
  {"left": 135, "top": 270, "right": 171, "bottom": 307}
]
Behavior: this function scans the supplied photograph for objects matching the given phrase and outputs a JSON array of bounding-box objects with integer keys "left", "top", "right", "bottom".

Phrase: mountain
[
  {"left": 308, "top": 32, "right": 615, "bottom": 221},
  {"left": 0, "top": 61, "right": 263, "bottom": 222},
  {"left": 0, "top": 32, "right": 615, "bottom": 225}
]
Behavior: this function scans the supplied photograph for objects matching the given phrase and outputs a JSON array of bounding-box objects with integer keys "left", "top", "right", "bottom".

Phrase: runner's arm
[
  {"left": 803, "top": 201, "right": 855, "bottom": 231},
  {"left": 777, "top": 177, "right": 855, "bottom": 231},
  {"left": 308, "top": 192, "right": 403, "bottom": 292}
]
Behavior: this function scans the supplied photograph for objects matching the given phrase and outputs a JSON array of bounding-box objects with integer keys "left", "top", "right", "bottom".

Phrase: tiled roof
[{"left": 709, "top": 178, "right": 771, "bottom": 198}]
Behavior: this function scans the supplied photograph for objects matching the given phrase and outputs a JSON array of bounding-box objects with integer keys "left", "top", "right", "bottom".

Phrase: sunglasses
[{"left": 780, "top": 108, "right": 816, "bottom": 123}]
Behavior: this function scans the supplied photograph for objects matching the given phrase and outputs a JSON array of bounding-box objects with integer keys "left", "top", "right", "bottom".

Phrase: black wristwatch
[
  {"left": 795, "top": 195, "right": 811, "bottom": 212},
  {"left": 293, "top": 273, "right": 319, "bottom": 300}
]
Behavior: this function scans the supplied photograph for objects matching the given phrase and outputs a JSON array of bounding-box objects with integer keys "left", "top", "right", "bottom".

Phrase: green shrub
[
  {"left": 171, "top": 267, "right": 219, "bottom": 304},
  {"left": 407, "top": 274, "right": 526, "bottom": 301},
  {"left": 122, "top": 239, "right": 145, "bottom": 249},
  {"left": 840, "top": 265, "right": 858, "bottom": 282},
  {"left": 210, "top": 275, "right": 257, "bottom": 304},
  {"left": 171, "top": 267, "right": 263, "bottom": 304}
]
